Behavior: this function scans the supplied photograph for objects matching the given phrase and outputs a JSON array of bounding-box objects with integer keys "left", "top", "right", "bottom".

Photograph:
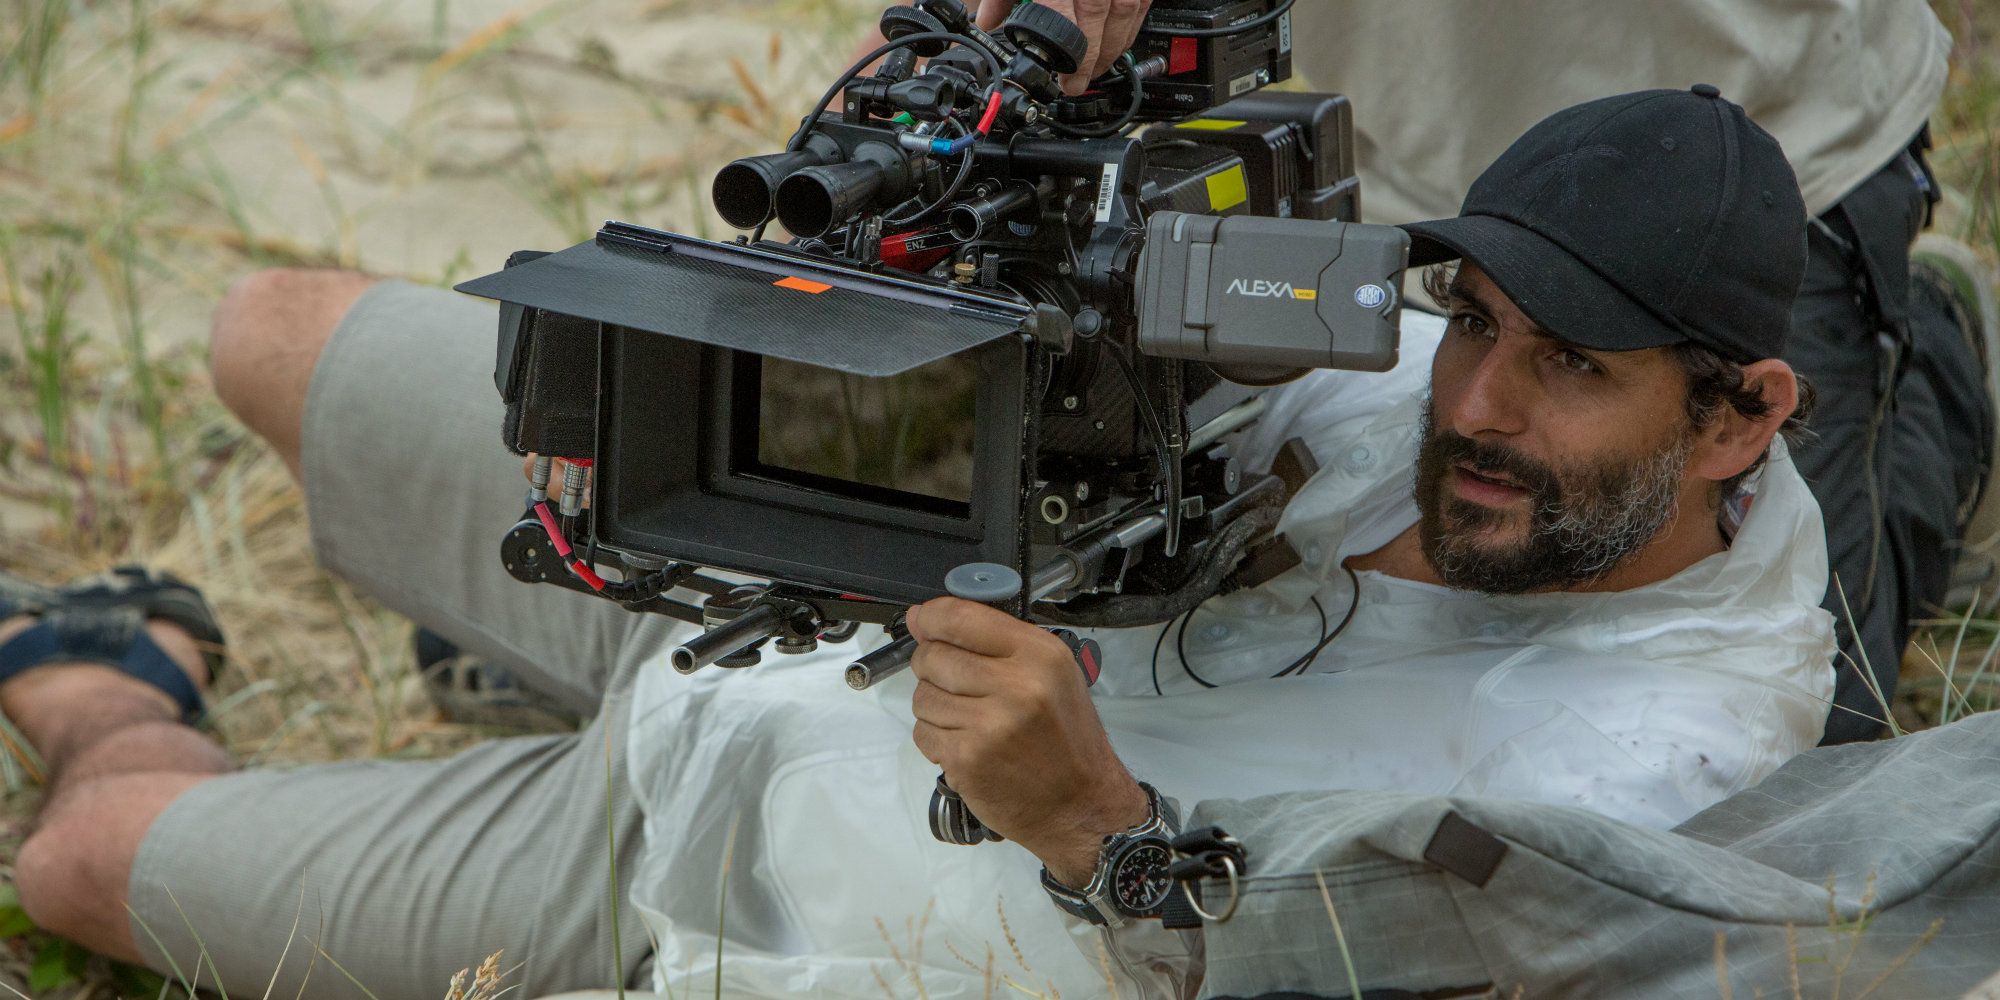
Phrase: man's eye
[
  {"left": 1556, "top": 349, "right": 1597, "bottom": 373},
  {"left": 1453, "top": 313, "right": 1491, "bottom": 338}
]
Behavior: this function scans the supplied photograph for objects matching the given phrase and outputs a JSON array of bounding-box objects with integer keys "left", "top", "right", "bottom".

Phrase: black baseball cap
[{"left": 1402, "top": 85, "right": 1807, "bottom": 363}]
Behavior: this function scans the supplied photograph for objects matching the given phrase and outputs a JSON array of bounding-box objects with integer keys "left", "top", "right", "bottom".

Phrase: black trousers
[{"left": 1788, "top": 140, "right": 1993, "bottom": 744}]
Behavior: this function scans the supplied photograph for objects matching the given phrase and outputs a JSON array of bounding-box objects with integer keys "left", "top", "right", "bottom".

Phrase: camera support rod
[{"left": 671, "top": 602, "right": 786, "bottom": 674}]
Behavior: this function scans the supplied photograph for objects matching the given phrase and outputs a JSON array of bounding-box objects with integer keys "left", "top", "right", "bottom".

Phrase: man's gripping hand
[
  {"left": 906, "top": 597, "right": 1148, "bottom": 886},
  {"left": 973, "top": 0, "right": 1154, "bottom": 95}
]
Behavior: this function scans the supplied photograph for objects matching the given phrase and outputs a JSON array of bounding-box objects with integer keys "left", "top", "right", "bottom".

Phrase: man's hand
[
  {"left": 974, "top": 0, "right": 1154, "bottom": 96},
  {"left": 907, "top": 597, "right": 1148, "bottom": 886}
]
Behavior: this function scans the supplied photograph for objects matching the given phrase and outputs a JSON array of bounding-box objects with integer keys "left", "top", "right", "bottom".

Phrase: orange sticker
[{"left": 774, "top": 276, "right": 833, "bottom": 294}]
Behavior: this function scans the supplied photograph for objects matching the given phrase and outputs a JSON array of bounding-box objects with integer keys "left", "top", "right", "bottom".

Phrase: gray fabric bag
[{"left": 1189, "top": 711, "right": 2000, "bottom": 999}]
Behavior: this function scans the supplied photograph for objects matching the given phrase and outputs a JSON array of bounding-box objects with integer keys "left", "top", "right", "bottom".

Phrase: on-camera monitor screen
[{"left": 753, "top": 354, "right": 978, "bottom": 510}]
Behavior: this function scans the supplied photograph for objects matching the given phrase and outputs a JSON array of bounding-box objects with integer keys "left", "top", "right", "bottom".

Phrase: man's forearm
[{"left": 1028, "top": 772, "right": 1152, "bottom": 887}]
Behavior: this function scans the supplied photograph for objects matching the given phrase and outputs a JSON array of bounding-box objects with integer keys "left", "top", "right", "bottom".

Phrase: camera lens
[
  {"left": 778, "top": 162, "right": 886, "bottom": 239},
  {"left": 713, "top": 161, "right": 779, "bottom": 230}
]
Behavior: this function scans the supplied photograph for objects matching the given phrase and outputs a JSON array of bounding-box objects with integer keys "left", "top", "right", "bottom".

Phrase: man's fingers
[
  {"left": 974, "top": 0, "right": 1008, "bottom": 31},
  {"left": 1060, "top": 0, "right": 1111, "bottom": 95},
  {"left": 911, "top": 678, "right": 980, "bottom": 730},
  {"left": 913, "top": 718, "right": 949, "bottom": 766},
  {"left": 1092, "top": 0, "right": 1149, "bottom": 79},
  {"left": 911, "top": 634, "right": 994, "bottom": 697},
  {"left": 906, "top": 597, "right": 1030, "bottom": 658}
]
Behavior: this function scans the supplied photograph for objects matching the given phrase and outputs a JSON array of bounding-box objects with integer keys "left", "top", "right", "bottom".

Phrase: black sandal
[{"left": 0, "top": 566, "right": 226, "bottom": 725}]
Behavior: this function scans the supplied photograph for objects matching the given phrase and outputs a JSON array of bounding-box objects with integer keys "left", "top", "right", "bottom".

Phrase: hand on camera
[
  {"left": 906, "top": 596, "right": 1148, "bottom": 885},
  {"left": 974, "top": 0, "right": 1154, "bottom": 95}
]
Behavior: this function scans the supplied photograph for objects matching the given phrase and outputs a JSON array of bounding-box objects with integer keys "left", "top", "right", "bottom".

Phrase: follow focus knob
[
  {"left": 879, "top": 6, "right": 951, "bottom": 57},
  {"left": 1003, "top": 3, "right": 1089, "bottom": 75},
  {"left": 944, "top": 562, "right": 1022, "bottom": 603}
]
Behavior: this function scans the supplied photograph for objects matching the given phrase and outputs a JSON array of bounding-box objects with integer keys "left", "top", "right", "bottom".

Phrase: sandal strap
[
  {"left": 50, "top": 567, "right": 226, "bottom": 683},
  {"left": 0, "top": 614, "right": 204, "bottom": 724}
]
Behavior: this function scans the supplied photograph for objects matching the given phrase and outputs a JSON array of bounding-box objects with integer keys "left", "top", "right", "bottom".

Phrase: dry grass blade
[
  {"left": 1312, "top": 869, "right": 1364, "bottom": 1000},
  {"left": 1714, "top": 930, "right": 1733, "bottom": 1000},
  {"left": 1786, "top": 923, "right": 1801, "bottom": 1000},
  {"left": 1849, "top": 918, "right": 1946, "bottom": 1000},
  {"left": 425, "top": 3, "right": 535, "bottom": 81},
  {"left": 727, "top": 56, "right": 771, "bottom": 118},
  {"left": 260, "top": 882, "right": 310, "bottom": 1000},
  {"left": 125, "top": 902, "right": 199, "bottom": 998},
  {"left": 310, "top": 943, "right": 383, "bottom": 1000},
  {"left": 996, "top": 898, "right": 1032, "bottom": 975},
  {"left": 1831, "top": 575, "right": 1904, "bottom": 737},
  {"left": 165, "top": 885, "right": 232, "bottom": 1000},
  {"left": 603, "top": 725, "right": 628, "bottom": 999}
]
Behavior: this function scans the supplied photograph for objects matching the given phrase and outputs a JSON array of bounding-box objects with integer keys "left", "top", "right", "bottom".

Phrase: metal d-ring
[{"left": 1184, "top": 855, "right": 1241, "bottom": 924}]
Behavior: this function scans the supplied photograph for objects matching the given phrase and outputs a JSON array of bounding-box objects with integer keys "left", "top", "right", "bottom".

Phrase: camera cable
[
  {"left": 1150, "top": 563, "right": 1361, "bottom": 694},
  {"left": 1100, "top": 336, "right": 1175, "bottom": 519},
  {"left": 752, "top": 34, "right": 1000, "bottom": 241},
  {"left": 1140, "top": 0, "right": 1297, "bottom": 39},
  {"left": 529, "top": 501, "right": 693, "bottom": 603},
  {"left": 886, "top": 96, "right": 999, "bottom": 227},
  {"left": 1046, "top": 52, "right": 1144, "bottom": 139}
]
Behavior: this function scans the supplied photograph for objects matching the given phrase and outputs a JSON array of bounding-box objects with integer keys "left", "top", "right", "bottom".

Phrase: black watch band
[{"left": 1040, "top": 782, "right": 1180, "bottom": 927}]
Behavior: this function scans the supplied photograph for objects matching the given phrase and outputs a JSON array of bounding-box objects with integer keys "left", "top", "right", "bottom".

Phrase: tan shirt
[{"left": 1289, "top": 0, "right": 1952, "bottom": 224}]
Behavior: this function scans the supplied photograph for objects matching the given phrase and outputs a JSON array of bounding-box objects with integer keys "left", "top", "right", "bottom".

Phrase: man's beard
[{"left": 1413, "top": 402, "right": 1695, "bottom": 594}]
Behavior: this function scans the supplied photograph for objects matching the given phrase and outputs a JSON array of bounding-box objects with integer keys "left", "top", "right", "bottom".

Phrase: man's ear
[{"left": 1691, "top": 358, "right": 1799, "bottom": 484}]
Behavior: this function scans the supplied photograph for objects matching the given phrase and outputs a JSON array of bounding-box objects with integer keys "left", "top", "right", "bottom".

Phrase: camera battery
[
  {"left": 1199, "top": 92, "right": 1363, "bottom": 221},
  {"left": 1131, "top": 0, "right": 1293, "bottom": 121},
  {"left": 1146, "top": 118, "right": 1299, "bottom": 219},
  {"left": 1139, "top": 142, "right": 1255, "bottom": 217}
]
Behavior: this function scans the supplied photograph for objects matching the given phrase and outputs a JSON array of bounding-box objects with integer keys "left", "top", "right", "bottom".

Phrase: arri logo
[{"left": 1225, "top": 278, "right": 1317, "bottom": 301}]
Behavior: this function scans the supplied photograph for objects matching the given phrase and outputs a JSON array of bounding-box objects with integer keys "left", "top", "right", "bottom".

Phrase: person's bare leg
[
  {"left": 210, "top": 268, "right": 379, "bottom": 479},
  {"left": 0, "top": 615, "right": 224, "bottom": 961}
]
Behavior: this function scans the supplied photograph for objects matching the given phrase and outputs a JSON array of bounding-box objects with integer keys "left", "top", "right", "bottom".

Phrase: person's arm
[
  {"left": 905, "top": 597, "right": 1202, "bottom": 997},
  {"left": 905, "top": 597, "right": 1149, "bottom": 880}
]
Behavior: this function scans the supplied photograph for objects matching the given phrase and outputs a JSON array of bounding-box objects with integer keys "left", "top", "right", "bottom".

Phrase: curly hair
[
  {"left": 1671, "top": 340, "right": 1816, "bottom": 497},
  {"left": 1423, "top": 262, "right": 1814, "bottom": 499}
]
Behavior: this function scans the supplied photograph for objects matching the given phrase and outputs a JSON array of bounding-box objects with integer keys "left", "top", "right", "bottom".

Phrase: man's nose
[{"left": 1449, "top": 344, "right": 1532, "bottom": 439}]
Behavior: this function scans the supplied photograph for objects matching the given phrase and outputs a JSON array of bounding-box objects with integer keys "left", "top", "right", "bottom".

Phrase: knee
[
  {"left": 210, "top": 268, "right": 376, "bottom": 459},
  {"left": 15, "top": 816, "right": 115, "bottom": 945},
  {"left": 15, "top": 774, "right": 209, "bottom": 961}
]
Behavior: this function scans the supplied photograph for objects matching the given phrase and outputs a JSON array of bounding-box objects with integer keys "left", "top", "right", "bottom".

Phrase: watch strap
[{"left": 1039, "top": 782, "right": 1176, "bottom": 926}]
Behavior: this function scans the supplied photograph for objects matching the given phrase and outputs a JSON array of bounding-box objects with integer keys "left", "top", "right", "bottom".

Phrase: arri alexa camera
[{"left": 458, "top": 0, "right": 1408, "bottom": 712}]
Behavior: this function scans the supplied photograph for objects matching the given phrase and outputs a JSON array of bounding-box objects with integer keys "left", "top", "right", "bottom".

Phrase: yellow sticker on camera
[
  {"left": 1176, "top": 119, "right": 1247, "bottom": 131},
  {"left": 1205, "top": 166, "right": 1248, "bottom": 212}
]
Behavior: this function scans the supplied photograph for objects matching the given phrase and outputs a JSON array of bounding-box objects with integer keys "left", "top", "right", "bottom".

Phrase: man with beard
[{"left": 9, "top": 91, "right": 1837, "bottom": 1000}]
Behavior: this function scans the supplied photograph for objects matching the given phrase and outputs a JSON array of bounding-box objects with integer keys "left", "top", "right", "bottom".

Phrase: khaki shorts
[{"left": 128, "top": 281, "right": 672, "bottom": 998}]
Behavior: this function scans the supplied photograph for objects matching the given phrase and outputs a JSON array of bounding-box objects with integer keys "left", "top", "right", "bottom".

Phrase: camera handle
[{"left": 929, "top": 562, "right": 1102, "bottom": 846}]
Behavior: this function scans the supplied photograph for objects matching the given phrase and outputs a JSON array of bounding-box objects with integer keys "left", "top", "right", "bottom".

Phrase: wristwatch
[{"left": 1040, "top": 782, "right": 1181, "bottom": 927}]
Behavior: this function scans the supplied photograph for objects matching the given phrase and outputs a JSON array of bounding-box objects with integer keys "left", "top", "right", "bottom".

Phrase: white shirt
[{"left": 623, "top": 313, "right": 1836, "bottom": 999}]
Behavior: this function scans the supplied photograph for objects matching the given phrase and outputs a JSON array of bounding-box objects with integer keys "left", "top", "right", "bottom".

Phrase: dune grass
[{"left": 0, "top": 0, "right": 1996, "bottom": 996}]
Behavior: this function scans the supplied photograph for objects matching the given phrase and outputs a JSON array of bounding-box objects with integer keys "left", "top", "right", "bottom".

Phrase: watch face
[{"left": 1111, "top": 841, "right": 1174, "bottom": 915}]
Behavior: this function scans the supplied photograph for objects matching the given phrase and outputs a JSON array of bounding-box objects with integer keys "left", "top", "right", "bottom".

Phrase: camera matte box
[{"left": 458, "top": 223, "right": 1043, "bottom": 605}]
